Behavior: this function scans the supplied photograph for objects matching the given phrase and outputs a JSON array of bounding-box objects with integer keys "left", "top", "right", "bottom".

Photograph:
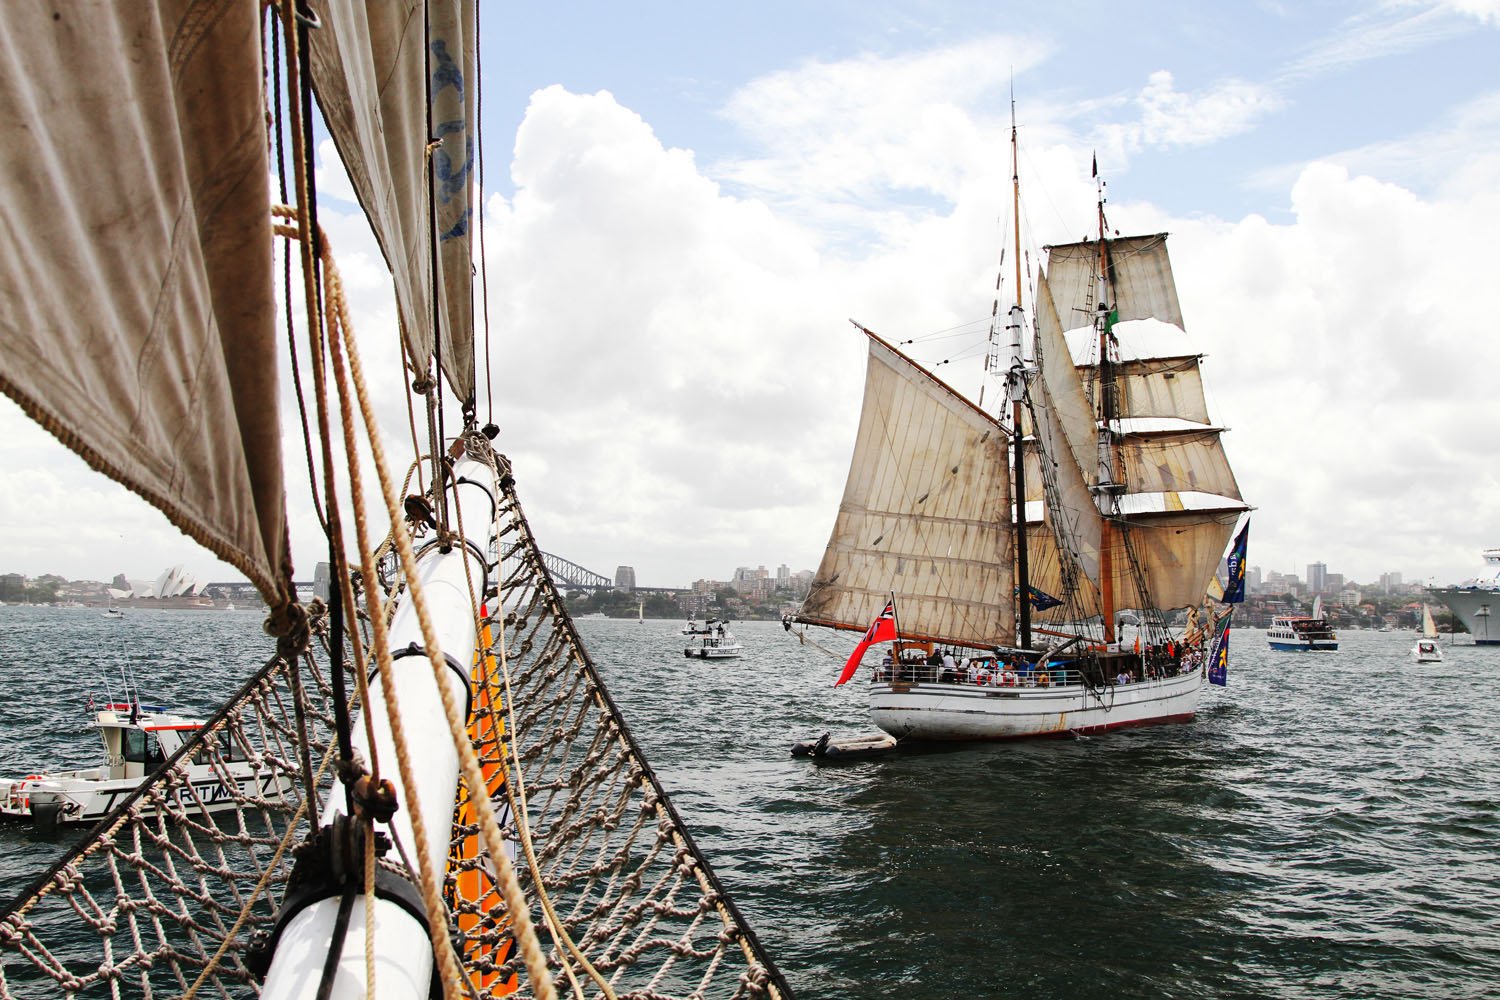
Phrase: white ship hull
[
  {"left": 1427, "top": 588, "right": 1499, "bottom": 645},
  {"left": 0, "top": 763, "right": 288, "bottom": 825},
  {"left": 867, "top": 668, "right": 1204, "bottom": 741}
]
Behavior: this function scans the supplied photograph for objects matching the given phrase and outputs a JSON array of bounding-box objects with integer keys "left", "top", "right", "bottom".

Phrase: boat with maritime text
[
  {"left": 1428, "top": 548, "right": 1500, "bottom": 645},
  {"left": 0, "top": 5, "right": 788, "bottom": 999},
  {"left": 0, "top": 694, "right": 289, "bottom": 830},
  {"left": 793, "top": 117, "right": 1249, "bottom": 742}
]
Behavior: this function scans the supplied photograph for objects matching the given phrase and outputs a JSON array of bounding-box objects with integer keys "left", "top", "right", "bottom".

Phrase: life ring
[
  {"left": 1000, "top": 670, "right": 1017, "bottom": 687},
  {"left": 16, "top": 774, "right": 41, "bottom": 811}
]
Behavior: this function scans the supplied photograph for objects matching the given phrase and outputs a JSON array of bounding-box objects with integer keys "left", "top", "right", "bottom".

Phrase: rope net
[{"left": 0, "top": 469, "right": 790, "bottom": 999}]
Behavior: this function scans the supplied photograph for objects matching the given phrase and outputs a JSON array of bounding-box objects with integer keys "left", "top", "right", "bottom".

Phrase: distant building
[
  {"left": 730, "top": 565, "right": 769, "bottom": 592},
  {"left": 776, "top": 564, "right": 790, "bottom": 588},
  {"left": 0, "top": 574, "right": 24, "bottom": 602},
  {"left": 677, "top": 591, "right": 712, "bottom": 617},
  {"left": 314, "top": 562, "right": 331, "bottom": 602},
  {"left": 1379, "top": 571, "right": 1403, "bottom": 594},
  {"left": 1307, "top": 562, "right": 1327, "bottom": 594},
  {"left": 614, "top": 565, "right": 636, "bottom": 592}
]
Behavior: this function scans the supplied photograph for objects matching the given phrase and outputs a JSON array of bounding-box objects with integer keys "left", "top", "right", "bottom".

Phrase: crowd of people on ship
[{"left": 871, "top": 640, "right": 1204, "bottom": 687}]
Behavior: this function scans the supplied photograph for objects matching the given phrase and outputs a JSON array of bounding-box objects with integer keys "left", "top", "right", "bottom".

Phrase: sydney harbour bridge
[
  {"left": 537, "top": 551, "right": 612, "bottom": 590},
  {"left": 211, "top": 552, "right": 661, "bottom": 599}
]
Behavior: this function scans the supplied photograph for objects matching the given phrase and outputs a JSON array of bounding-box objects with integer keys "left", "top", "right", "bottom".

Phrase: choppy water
[{"left": 3, "top": 606, "right": 1498, "bottom": 998}]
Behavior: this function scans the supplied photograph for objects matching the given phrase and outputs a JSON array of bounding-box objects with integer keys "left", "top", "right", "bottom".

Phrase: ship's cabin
[{"left": 93, "top": 704, "right": 226, "bottom": 780}]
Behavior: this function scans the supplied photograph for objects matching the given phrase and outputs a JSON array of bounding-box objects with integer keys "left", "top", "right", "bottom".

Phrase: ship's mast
[
  {"left": 1006, "top": 94, "right": 1032, "bottom": 651},
  {"left": 1092, "top": 157, "right": 1122, "bottom": 643}
]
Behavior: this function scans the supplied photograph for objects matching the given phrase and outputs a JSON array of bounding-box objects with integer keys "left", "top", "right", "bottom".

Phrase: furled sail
[
  {"left": 801, "top": 332, "right": 1015, "bottom": 647},
  {"left": 1030, "top": 275, "right": 1103, "bottom": 586},
  {"left": 307, "top": 0, "right": 477, "bottom": 403},
  {"left": 0, "top": 2, "right": 286, "bottom": 601}
]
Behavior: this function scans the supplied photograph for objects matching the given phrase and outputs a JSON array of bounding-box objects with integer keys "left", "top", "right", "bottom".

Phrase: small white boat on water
[
  {"left": 680, "top": 618, "right": 721, "bottom": 636},
  {"left": 1412, "top": 604, "right": 1444, "bottom": 663},
  {"left": 1266, "top": 615, "right": 1339, "bottom": 651},
  {"left": 0, "top": 699, "right": 288, "bottom": 828},
  {"left": 684, "top": 625, "right": 743, "bottom": 659},
  {"left": 102, "top": 606, "right": 124, "bottom": 619}
]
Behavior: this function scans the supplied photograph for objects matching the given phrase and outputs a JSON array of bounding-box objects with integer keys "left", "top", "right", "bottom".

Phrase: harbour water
[{"left": 2, "top": 607, "right": 1498, "bottom": 998}]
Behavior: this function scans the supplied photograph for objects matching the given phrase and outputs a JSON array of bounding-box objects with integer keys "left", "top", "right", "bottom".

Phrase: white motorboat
[
  {"left": 684, "top": 625, "right": 743, "bottom": 659},
  {"left": 0, "top": 699, "right": 289, "bottom": 828},
  {"left": 1412, "top": 604, "right": 1444, "bottom": 663},
  {"left": 680, "top": 618, "right": 721, "bottom": 636},
  {"left": 102, "top": 607, "right": 124, "bottom": 619}
]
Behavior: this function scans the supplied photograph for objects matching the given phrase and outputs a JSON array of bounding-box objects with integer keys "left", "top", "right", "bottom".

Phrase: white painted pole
[{"left": 262, "top": 453, "right": 494, "bottom": 998}]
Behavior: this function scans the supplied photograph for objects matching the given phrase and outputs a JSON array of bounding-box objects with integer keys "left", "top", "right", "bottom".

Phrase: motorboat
[
  {"left": 0, "top": 699, "right": 289, "bottom": 829},
  {"left": 683, "top": 625, "right": 743, "bottom": 659}
]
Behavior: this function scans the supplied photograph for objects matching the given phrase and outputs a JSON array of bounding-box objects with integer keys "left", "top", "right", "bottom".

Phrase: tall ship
[
  {"left": 795, "top": 117, "right": 1249, "bottom": 741},
  {"left": 0, "top": 4, "right": 788, "bottom": 998},
  {"left": 1428, "top": 548, "right": 1500, "bottom": 645}
]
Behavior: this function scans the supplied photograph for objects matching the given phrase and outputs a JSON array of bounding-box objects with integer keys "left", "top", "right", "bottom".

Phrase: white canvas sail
[
  {"left": 1036, "top": 233, "right": 1248, "bottom": 614},
  {"left": 1422, "top": 603, "right": 1439, "bottom": 638},
  {"left": 801, "top": 333, "right": 1015, "bottom": 647},
  {"left": 308, "top": 0, "right": 477, "bottom": 403},
  {"left": 1023, "top": 276, "right": 1104, "bottom": 619},
  {"left": 1043, "top": 234, "right": 1184, "bottom": 329},
  {"left": 0, "top": 2, "right": 287, "bottom": 601}
]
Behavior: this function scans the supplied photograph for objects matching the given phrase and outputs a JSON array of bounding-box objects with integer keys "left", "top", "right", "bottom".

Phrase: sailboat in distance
[
  {"left": 1413, "top": 603, "right": 1444, "bottom": 663},
  {"left": 795, "top": 116, "right": 1249, "bottom": 741}
]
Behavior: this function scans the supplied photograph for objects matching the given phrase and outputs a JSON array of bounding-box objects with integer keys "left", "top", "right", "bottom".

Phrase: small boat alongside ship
[{"left": 0, "top": 698, "right": 288, "bottom": 829}]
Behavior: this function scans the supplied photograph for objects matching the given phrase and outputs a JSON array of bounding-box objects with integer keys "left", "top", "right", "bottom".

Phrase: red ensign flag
[{"left": 836, "top": 600, "right": 898, "bottom": 686}]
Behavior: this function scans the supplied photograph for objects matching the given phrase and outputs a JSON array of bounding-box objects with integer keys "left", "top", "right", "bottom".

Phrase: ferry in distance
[{"left": 1267, "top": 615, "right": 1338, "bottom": 651}]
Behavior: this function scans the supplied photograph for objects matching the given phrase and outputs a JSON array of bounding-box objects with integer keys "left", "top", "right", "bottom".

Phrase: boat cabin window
[
  {"left": 123, "top": 728, "right": 165, "bottom": 765},
  {"left": 192, "top": 730, "right": 241, "bottom": 766}
]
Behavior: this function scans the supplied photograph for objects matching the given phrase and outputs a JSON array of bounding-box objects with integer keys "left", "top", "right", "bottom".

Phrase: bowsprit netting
[
  {"left": 0, "top": 465, "right": 792, "bottom": 1000},
  {"left": 455, "top": 466, "right": 790, "bottom": 999}
]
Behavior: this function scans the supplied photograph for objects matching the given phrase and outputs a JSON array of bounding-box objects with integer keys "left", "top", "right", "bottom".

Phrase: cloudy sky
[{"left": 4, "top": 0, "right": 1498, "bottom": 594}]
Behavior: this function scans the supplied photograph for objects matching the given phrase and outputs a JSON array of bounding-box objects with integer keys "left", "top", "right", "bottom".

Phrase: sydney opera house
[{"left": 106, "top": 566, "right": 230, "bottom": 609}]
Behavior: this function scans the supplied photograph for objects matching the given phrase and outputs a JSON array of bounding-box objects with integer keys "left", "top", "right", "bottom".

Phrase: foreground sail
[
  {"left": 797, "top": 130, "right": 1248, "bottom": 742},
  {"left": 0, "top": 4, "right": 789, "bottom": 997}
]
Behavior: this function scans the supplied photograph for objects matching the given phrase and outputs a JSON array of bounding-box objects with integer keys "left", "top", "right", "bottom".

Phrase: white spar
[{"left": 262, "top": 452, "right": 495, "bottom": 998}]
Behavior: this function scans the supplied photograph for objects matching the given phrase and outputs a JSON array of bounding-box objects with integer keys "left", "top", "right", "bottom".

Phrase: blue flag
[
  {"left": 1208, "top": 613, "right": 1231, "bottom": 687},
  {"left": 1223, "top": 521, "right": 1250, "bottom": 604},
  {"left": 1016, "top": 585, "right": 1064, "bottom": 611}
]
